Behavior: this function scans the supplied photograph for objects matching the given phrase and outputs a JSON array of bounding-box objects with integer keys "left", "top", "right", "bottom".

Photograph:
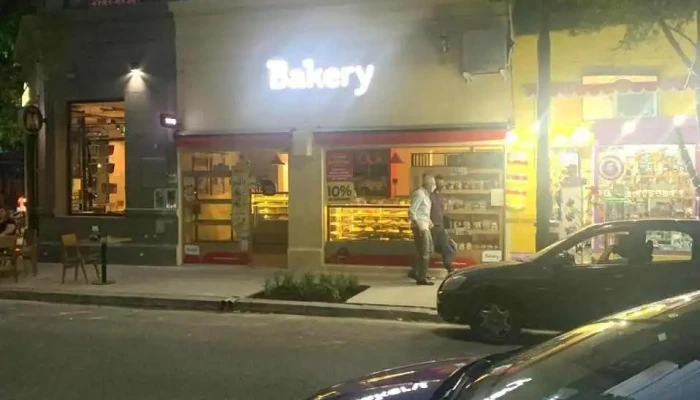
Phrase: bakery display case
[
  {"left": 328, "top": 204, "right": 412, "bottom": 242},
  {"left": 251, "top": 193, "right": 289, "bottom": 221},
  {"left": 251, "top": 192, "right": 289, "bottom": 255}
]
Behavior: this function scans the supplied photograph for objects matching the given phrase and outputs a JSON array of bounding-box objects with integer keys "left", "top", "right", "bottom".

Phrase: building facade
[
  {"left": 510, "top": 22, "right": 699, "bottom": 257},
  {"left": 18, "top": 0, "right": 517, "bottom": 269}
]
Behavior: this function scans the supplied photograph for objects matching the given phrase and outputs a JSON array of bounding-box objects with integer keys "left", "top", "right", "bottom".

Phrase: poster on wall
[
  {"left": 326, "top": 151, "right": 354, "bottom": 181},
  {"left": 327, "top": 181, "right": 355, "bottom": 202}
]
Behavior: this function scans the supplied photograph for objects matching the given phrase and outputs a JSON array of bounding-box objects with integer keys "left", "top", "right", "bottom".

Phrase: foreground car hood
[{"left": 305, "top": 357, "right": 478, "bottom": 400}]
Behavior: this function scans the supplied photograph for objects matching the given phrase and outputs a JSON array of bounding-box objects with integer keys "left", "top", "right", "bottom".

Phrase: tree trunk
[{"left": 535, "top": 0, "right": 552, "bottom": 250}]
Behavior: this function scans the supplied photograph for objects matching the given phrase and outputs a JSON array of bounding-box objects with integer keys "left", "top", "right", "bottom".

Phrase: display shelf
[
  {"left": 412, "top": 155, "right": 505, "bottom": 261},
  {"left": 182, "top": 170, "right": 232, "bottom": 178},
  {"left": 446, "top": 210, "right": 500, "bottom": 215},
  {"left": 328, "top": 204, "right": 412, "bottom": 242},
  {"left": 441, "top": 190, "right": 491, "bottom": 195},
  {"left": 449, "top": 229, "right": 501, "bottom": 235}
]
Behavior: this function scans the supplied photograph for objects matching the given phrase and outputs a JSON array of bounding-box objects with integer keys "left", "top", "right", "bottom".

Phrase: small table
[{"left": 83, "top": 236, "right": 132, "bottom": 285}]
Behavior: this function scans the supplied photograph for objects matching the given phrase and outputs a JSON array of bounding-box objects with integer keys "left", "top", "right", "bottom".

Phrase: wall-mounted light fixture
[
  {"left": 129, "top": 61, "right": 143, "bottom": 76},
  {"left": 160, "top": 113, "right": 179, "bottom": 129}
]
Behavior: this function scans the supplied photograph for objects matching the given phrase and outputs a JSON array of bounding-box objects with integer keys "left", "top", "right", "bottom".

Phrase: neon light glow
[{"left": 266, "top": 58, "right": 375, "bottom": 97}]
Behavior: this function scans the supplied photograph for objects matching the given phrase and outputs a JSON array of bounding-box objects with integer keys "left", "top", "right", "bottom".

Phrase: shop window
[
  {"left": 561, "top": 230, "right": 632, "bottom": 266},
  {"left": 582, "top": 75, "right": 658, "bottom": 120},
  {"left": 597, "top": 145, "right": 696, "bottom": 223},
  {"left": 179, "top": 150, "right": 289, "bottom": 263},
  {"left": 645, "top": 230, "right": 693, "bottom": 262},
  {"left": 68, "top": 101, "right": 126, "bottom": 214},
  {"left": 325, "top": 146, "right": 506, "bottom": 266}
]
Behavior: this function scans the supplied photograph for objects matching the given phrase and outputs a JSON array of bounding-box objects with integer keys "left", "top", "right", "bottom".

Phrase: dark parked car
[
  {"left": 438, "top": 219, "right": 700, "bottom": 342},
  {"left": 305, "top": 291, "right": 700, "bottom": 399}
]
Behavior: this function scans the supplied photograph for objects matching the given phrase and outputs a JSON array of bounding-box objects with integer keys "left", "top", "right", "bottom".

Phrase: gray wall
[{"left": 28, "top": 3, "right": 179, "bottom": 265}]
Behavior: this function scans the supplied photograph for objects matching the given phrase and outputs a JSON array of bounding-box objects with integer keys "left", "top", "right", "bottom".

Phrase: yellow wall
[{"left": 510, "top": 24, "right": 697, "bottom": 253}]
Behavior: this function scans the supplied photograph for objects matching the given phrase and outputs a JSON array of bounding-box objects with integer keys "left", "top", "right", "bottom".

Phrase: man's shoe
[{"left": 416, "top": 280, "right": 435, "bottom": 286}]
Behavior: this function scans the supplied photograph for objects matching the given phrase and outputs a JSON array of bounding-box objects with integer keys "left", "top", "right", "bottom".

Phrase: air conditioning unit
[{"left": 461, "top": 22, "right": 509, "bottom": 79}]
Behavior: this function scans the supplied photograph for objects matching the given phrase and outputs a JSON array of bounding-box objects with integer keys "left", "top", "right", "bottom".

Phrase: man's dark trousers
[{"left": 431, "top": 225, "right": 454, "bottom": 273}]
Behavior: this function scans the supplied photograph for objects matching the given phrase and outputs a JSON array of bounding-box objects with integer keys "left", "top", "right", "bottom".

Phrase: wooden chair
[
  {"left": 0, "top": 235, "right": 20, "bottom": 282},
  {"left": 60, "top": 234, "right": 100, "bottom": 283}
]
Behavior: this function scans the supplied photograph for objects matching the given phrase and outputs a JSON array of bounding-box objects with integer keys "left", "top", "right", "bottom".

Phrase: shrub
[{"left": 259, "top": 271, "right": 364, "bottom": 303}]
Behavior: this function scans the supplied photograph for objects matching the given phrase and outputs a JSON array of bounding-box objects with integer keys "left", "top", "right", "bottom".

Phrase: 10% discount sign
[{"left": 327, "top": 181, "right": 355, "bottom": 202}]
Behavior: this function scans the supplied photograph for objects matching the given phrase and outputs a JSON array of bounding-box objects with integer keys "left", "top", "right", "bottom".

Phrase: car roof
[
  {"left": 589, "top": 219, "right": 700, "bottom": 231},
  {"left": 602, "top": 290, "right": 700, "bottom": 323}
]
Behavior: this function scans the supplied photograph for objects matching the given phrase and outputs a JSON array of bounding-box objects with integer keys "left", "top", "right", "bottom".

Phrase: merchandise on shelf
[
  {"left": 251, "top": 193, "right": 289, "bottom": 221},
  {"left": 328, "top": 204, "right": 412, "bottom": 242},
  {"left": 598, "top": 146, "right": 697, "bottom": 222}
]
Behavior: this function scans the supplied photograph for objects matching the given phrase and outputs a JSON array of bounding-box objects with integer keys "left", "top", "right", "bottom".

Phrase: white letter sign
[{"left": 266, "top": 58, "right": 375, "bottom": 97}]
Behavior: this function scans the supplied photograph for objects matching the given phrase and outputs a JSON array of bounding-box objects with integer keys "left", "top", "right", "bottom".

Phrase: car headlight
[{"left": 441, "top": 275, "right": 467, "bottom": 291}]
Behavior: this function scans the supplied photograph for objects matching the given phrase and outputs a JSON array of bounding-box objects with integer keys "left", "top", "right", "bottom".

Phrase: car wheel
[{"left": 468, "top": 294, "right": 523, "bottom": 344}]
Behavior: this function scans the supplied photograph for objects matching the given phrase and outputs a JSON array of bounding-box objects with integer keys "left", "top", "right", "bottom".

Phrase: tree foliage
[
  {"left": 515, "top": 0, "right": 697, "bottom": 66},
  {"left": 0, "top": 0, "right": 36, "bottom": 150}
]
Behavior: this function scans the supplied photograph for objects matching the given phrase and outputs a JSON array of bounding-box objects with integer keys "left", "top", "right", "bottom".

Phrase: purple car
[{"left": 305, "top": 291, "right": 700, "bottom": 399}]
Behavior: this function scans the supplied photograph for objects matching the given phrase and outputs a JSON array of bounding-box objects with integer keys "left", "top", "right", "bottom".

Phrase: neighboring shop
[
  {"left": 510, "top": 22, "right": 700, "bottom": 255},
  {"left": 320, "top": 134, "right": 506, "bottom": 268},
  {"left": 591, "top": 118, "right": 699, "bottom": 257}
]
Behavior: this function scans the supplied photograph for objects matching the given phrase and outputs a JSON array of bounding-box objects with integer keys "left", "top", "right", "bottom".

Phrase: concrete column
[{"left": 287, "top": 129, "right": 324, "bottom": 270}]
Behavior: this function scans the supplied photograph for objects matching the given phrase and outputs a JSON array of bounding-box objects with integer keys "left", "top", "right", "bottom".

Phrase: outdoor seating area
[
  {"left": 0, "top": 213, "right": 37, "bottom": 283},
  {"left": 60, "top": 233, "right": 100, "bottom": 284}
]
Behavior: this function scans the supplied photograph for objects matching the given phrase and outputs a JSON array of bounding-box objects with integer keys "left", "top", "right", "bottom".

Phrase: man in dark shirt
[{"left": 431, "top": 176, "right": 454, "bottom": 273}]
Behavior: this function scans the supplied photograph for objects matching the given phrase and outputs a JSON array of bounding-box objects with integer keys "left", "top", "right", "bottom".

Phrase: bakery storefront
[
  {"left": 169, "top": 0, "right": 512, "bottom": 268},
  {"left": 319, "top": 132, "right": 506, "bottom": 268}
]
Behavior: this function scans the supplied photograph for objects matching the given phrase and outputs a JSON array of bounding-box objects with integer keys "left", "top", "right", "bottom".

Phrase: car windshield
[{"left": 458, "top": 292, "right": 700, "bottom": 400}]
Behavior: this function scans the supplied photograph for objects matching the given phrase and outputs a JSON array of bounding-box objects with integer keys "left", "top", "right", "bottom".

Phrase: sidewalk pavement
[{"left": 0, "top": 263, "right": 448, "bottom": 322}]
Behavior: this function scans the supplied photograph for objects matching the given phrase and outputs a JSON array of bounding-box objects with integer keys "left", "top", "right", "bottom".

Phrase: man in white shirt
[{"left": 408, "top": 174, "right": 436, "bottom": 285}]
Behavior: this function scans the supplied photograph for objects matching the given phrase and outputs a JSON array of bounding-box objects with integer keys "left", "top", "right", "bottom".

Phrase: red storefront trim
[
  {"left": 174, "top": 132, "right": 292, "bottom": 149},
  {"left": 314, "top": 128, "right": 505, "bottom": 146}
]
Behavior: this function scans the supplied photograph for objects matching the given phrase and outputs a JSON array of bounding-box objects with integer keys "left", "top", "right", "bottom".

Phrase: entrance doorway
[{"left": 179, "top": 149, "right": 289, "bottom": 267}]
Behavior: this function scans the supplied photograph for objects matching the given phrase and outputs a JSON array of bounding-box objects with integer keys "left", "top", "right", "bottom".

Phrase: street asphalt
[{"left": 0, "top": 300, "right": 524, "bottom": 400}]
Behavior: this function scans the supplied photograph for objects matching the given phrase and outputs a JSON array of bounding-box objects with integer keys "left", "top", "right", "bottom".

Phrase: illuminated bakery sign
[{"left": 266, "top": 59, "right": 375, "bottom": 97}]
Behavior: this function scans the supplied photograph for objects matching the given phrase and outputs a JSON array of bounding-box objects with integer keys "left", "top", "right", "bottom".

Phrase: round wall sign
[
  {"left": 20, "top": 105, "right": 44, "bottom": 134},
  {"left": 598, "top": 155, "right": 624, "bottom": 181}
]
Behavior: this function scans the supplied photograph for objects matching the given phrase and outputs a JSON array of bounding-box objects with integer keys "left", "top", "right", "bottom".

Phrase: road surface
[{"left": 0, "top": 300, "right": 517, "bottom": 400}]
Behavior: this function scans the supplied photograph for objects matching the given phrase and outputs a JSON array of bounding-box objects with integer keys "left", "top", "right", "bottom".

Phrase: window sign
[{"left": 266, "top": 59, "right": 375, "bottom": 97}]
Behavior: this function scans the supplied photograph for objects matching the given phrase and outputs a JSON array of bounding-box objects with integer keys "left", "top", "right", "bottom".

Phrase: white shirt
[{"left": 408, "top": 187, "right": 432, "bottom": 231}]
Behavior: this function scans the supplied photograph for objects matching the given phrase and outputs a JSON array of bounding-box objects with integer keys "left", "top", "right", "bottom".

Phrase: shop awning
[
  {"left": 593, "top": 117, "right": 700, "bottom": 146},
  {"left": 174, "top": 132, "right": 292, "bottom": 149},
  {"left": 314, "top": 127, "right": 506, "bottom": 146},
  {"left": 522, "top": 77, "right": 697, "bottom": 98}
]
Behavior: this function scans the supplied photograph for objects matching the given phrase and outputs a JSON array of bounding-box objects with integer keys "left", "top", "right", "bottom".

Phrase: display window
[
  {"left": 551, "top": 148, "right": 595, "bottom": 239},
  {"left": 324, "top": 146, "right": 506, "bottom": 268},
  {"left": 595, "top": 144, "right": 697, "bottom": 257},
  {"left": 597, "top": 145, "right": 696, "bottom": 221},
  {"left": 68, "top": 101, "right": 126, "bottom": 214},
  {"left": 179, "top": 149, "right": 289, "bottom": 265}
]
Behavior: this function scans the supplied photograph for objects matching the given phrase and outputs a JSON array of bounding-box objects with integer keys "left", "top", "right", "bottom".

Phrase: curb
[
  {"left": 0, "top": 289, "right": 223, "bottom": 311},
  {"left": 0, "top": 289, "right": 441, "bottom": 323}
]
